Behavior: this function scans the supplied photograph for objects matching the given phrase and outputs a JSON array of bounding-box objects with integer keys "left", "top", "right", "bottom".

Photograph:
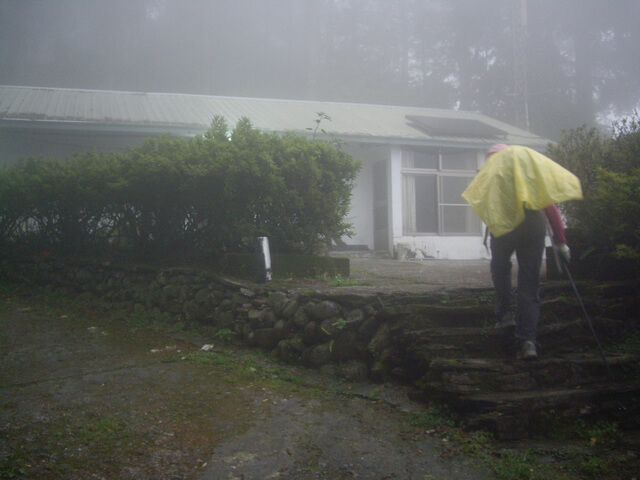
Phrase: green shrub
[
  {"left": 547, "top": 112, "right": 640, "bottom": 266},
  {"left": 0, "top": 117, "right": 361, "bottom": 261},
  {"left": 591, "top": 167, "right": 640, "bottom": 258}
]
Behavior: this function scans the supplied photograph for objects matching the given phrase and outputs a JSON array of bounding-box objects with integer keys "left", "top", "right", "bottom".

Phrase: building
[{"left": 0, "top": 85, "right": 550, "bottom": 259}]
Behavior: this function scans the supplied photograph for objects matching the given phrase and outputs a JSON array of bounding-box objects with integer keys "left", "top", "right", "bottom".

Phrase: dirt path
[{"left": 0, "top": 291, "right": 493, "bottom": 480}]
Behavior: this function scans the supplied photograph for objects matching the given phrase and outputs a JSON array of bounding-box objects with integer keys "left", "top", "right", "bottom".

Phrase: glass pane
[
  {"left": 441, "top": 176, "right": 473, "bottom": 204},
  {"left": 441, "top": 205, "right": 482, "bottom": 234},
  {"left": 441, "top": 151, "right": 476, "bottom": 171},
  {"left": 414, "top": 175, "right": 438, "bottom": 232},
  {"left": 404, "top": 149, "right": 438, "bottom": 169}
]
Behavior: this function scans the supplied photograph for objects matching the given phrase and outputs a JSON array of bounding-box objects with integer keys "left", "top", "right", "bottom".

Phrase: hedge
[{"left": 0, "top": 116, "right": 361, "bottom": 263}]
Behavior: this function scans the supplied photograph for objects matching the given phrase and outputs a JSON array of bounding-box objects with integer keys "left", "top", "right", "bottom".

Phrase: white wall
[
  {"left": 389, "top": 146, "right": 403, "bottom": 251},
  {"left": 394, "top": 235, "right": 489, "bottom": 260},
  {"left": 340, "top": 144, "right": 490, "bottom": 259}
]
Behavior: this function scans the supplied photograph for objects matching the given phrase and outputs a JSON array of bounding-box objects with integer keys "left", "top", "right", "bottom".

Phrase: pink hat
[{"left": 487, "top": 144, "right": 508, "bottom": 157}]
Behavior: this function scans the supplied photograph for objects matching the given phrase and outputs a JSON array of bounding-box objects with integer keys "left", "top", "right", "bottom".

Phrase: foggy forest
[{"left": 1, "top": 0, "right": 639, "bottom": 141}]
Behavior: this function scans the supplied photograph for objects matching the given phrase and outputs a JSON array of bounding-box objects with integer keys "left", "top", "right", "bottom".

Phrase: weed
[
  {"left": 183, "top": 350, "right": 234, "bottom": 366},
  {"left": 0, "top": 448, "right": 28, "bottom": 479},
  {"left": 490, "top": 450, "right": 548, "bottom": 480},
  {"left": 368, "top": 387, "right": 381, "bottom": 399},
  {"left": 544, "top": 415, "right": 620, "bottom": 447},
  {"left": 574, "top": 454, "right": 614, "bottom": 477},
  {"left": 126, "top": 311, "right": 151, "bottom": 328},
  {"left": 446, "top": 430, "right": 493, "bottom": 455},
  {"left": 214, "top": 327, "right": 236, "bottom": 344},
  {"left": 307, "top": 111, "right": 331, "bottom": 139},
  {"left": 166, "top": 320, "right": 187, "bottom": 333},
  {"left": 77, "top": 415, "right": 128, "bottom": 442},
  {"left": 405, "top": 404, "right": 456, "bottom": 429},
  {"left": 438, "top": 293, "right": 451, "bottom": 305},
  {"left": 323, "top": 274, "right": 370, "bottom": 287},
  {"left": 476, "top": 292, "right": 496, "bottom": 305},
  {"left": 572, "top": 419, "right": 620, "bottom": 447},
  {"left": 332, "top": 318, "right": 348, "bottom": 330},
  {"left": 276, "top": 371, "right": 305, "bottom": 386}
]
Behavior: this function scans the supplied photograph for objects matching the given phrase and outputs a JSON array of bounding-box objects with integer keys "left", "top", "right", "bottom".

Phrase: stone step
[
  {"left": 377, "top": 293, "right": 600, "bottom": 328},
  {"left": 400, "top": 316, "right": 628, "bottom": 361},
  {"left": 381, "top": 283, "right": 640, "bottom": 440},
  {"left": 418, "top": 353, "right": 639, "bottom": 396},
  {"left": 537, "top": 316, "right": 627, "bottom": 351},
  {"left": 457, "top": 381, "right": 640, "bottom": 440},
  {"left": 376, "top": 285, "right": 638, "bottom": 326},
  {"left": 375, "top": 302, "right": 494, "bottom": 327}
]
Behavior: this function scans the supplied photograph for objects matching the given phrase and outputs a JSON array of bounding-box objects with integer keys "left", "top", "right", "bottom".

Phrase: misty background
[{"left": 1, "top": 0, "right": 639, "bottom": 141}]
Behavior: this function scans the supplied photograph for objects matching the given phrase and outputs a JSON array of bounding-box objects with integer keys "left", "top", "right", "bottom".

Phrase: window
[{"left": 402, "top": 148, "right": 481, "bottom": 235}]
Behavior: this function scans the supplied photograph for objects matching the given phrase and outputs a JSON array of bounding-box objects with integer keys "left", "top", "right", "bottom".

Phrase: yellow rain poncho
[{"left": 461, "top": 145, "right": 583, "bottom": 237}]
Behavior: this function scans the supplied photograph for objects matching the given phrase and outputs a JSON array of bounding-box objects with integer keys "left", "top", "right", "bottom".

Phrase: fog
[{"left": 1, "top": 0, "right": 639, "bottom": 140}]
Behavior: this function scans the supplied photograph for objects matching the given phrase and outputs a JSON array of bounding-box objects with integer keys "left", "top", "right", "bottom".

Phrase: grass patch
[
  {"left": 543, "top": 415, "right": 621, "bottom": 447},
  {"left": 571, "top": 419, "right": 620, "bottom": 447},
  {"left": 0, "top": 448, "right": 28, "bottom": 480},
  {"left": 490, "top": 450, "right": 553, "bottom": 480},
  {"left": 435, "top": 291, "right": 495, "bottom": 307},
  {"left": 181, "top": 348, "right": 307, "bottom": 391},
  {"left": 322, "top": 273, "right": 372, "bottom": 287},
  {"left": 445, "top": 430, "right": 494, "bottom": 456},
  {"left": 77, "top": 415, "right": 129, "bottom": 443},
  {"left": 182, "top": 350, "right": 235, "bottom": 366},
  {"left": 405, "top": 403, "right": 457, "bottom": 430},
  {"left": 572, "top": 453, "right": 615, "bottom": 478},
  {"left": 214, "top": 327, "right": 236, "bottom": 344},
  {"left": 489, "top": 448, "right": 617, "bottom": 480},
  {"left": 401, "top": 403, "right": 626, "bottom": 480}
]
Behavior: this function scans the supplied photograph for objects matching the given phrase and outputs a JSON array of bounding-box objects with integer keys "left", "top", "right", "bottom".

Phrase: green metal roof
[{"left": 0, "top": 85, "right": 549, "bottom": 149}]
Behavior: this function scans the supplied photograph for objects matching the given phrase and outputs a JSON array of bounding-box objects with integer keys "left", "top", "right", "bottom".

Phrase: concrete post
[{"left": 255, "top": 237, "right": 272, "bottom": 283}]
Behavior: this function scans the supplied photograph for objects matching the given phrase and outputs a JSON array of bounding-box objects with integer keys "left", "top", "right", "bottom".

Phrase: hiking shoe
[{"left": 518, "top": 340, "right": 538, "bottom": 360}]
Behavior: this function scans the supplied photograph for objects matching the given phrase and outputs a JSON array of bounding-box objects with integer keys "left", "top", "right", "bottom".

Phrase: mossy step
[
  {"left": 460, "top": 380, "right": 640, "bottom": 419},
  {"left": 402, "top": 316, "right": 629, "bottom": 360},
  {"left": 462, "top": 380, "right": 640, "bottom": 439},
  {"left": 374, "top": 303, "right": 494, "bottom": 328},
  {"left": 416, "top": 353, "right": 639, "bottom": 396}
]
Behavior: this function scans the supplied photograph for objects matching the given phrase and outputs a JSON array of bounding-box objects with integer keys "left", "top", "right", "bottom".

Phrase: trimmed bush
[{"left": 0, "top": 116, "right": 361, "bottom": 262}]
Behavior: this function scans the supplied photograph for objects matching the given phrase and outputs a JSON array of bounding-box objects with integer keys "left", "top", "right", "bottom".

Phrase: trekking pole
[
  {"left": 545, "top": 218, "right": 612, "bottom": 379},
  {"left": 561, "top": 257, "right": 613, "bottom": 381}
]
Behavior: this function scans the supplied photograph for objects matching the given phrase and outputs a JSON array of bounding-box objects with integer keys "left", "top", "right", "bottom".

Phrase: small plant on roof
[{"left": 307, "top": 111, "right": 331, "bottom": 140}]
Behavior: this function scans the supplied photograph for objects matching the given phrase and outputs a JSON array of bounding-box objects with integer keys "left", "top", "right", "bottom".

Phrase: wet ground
[
  {"left": 0, "top": 280, "right": 495, "bottom": 480},
  {"left": 347, "top": 257, "right": 497, "bottom": 290},
  {"left": 7, "top": 257, "right": 621, "bottom": 480}
]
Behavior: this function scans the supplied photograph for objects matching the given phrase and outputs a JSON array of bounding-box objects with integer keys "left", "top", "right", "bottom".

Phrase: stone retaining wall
[{"left": 1, "top": 259, "right": 417, "bottom": 383}]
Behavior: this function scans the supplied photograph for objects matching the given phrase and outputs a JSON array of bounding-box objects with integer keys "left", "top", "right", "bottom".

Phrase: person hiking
[{"left": 462, "top": 144, "right": 583, "bottom": 360}]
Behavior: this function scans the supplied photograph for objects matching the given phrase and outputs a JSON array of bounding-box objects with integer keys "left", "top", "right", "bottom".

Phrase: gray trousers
[{"left": 490, "top": 210, "right": 546, "bottom": 342}]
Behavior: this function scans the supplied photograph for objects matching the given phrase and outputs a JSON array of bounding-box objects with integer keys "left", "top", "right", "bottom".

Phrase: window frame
[{"left": 401, "top": 147, "right": 481, "bottom": 236}]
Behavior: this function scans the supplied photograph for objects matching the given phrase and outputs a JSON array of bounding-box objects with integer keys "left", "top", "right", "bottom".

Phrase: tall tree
[{"left": 2, "top": 0, "right": 639, "bottom": 139}]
